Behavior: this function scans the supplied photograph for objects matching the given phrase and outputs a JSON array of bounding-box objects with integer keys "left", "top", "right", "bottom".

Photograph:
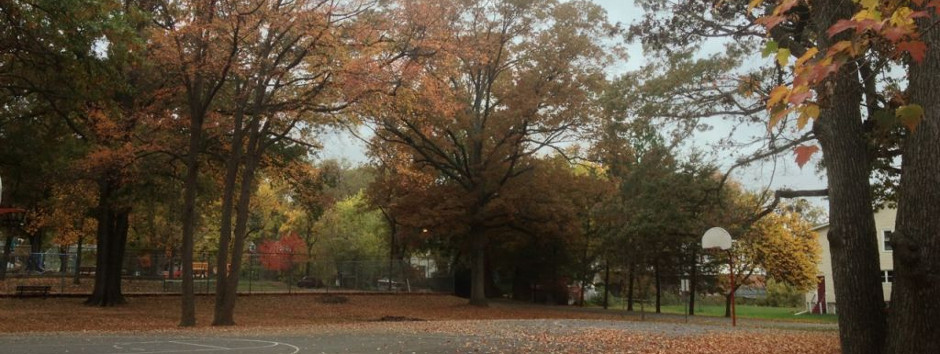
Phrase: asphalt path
[
  {"left": 0, "top": 333, "right": 467, "bottom": 354},
  {"left": 0, "top": 317, "right": 837, "bottom": 354}
]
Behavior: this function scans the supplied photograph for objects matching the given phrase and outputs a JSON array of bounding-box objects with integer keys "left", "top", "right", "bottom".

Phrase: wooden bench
[{"left": 15, "top": 285, "right": 51, "bottom": 299}]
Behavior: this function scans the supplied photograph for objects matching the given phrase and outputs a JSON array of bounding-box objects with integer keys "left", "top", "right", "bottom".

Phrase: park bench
[{"left": 15, "top": 285, "right": 51, "bottom": 299}]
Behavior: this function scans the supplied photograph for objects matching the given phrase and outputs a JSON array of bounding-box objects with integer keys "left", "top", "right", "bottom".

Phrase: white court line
[
  {"left": 168, "top": 341, "right": 230, "bottom": 350},
  {"left": 111, "top": 339, "right": 299, "bottom": 354}
]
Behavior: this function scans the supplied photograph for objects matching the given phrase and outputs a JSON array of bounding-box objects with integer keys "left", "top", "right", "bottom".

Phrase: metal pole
[{"left": 729, "top": 249, "right": 736, "bottom": 327}]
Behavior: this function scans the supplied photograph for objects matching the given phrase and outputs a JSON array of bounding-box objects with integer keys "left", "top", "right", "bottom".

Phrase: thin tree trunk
[
  {"left": 213, "top": 101, "right": 246, "bottom": 324},
  {"left": 212, "top": 108, "right": 245, "bottom": 325},
  {"left": 214, "top": 130, "right": 262, "bottom": 325},
  {"left": 627, "top": 261, "right": 635, "bottom": 311},
  {"left": 389, "top": 223, "right": 395, "bottom": 291},
  {"left": 886, "top": 12, "right": 940, "bottom": 354},
  {"left": 0, "top": 232, "right": 13, "bottom": 280},
  {"left": 654, "top": 257, "right": 661, "bottom": 314},
  {"left": 178, "top": 111, "right": 202, "bottom": 326},
  {"left": 73, "top": 237, "right": 83, "bottom": 285},
  {"left": 689, "top": 247, "right": 697, "bottom": 315},
  {"left": 724, "top": 292, "right": 732, "bottom": 318},
  {"left": 59, "top": 245, "right": 68, "bottom": 273},
  {"left": 603, "top": 260, "right": 610, "bottom": 310}
]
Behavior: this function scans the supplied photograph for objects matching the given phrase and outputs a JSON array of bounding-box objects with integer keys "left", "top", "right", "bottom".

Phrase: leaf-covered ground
[{"left": 0, "top": 294, "right": 839, "bottom": 353}]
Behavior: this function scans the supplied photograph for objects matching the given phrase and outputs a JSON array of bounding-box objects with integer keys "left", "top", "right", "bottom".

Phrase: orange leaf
[
  {"left": 930, "top": 1, "right": 940, "bottom": 15},
  {"left": 827, "top": 19, "right": 857, "bottom": 38},
  {"left": 797, "top": 104, "right": 820, "bottom": 129},
  {"left": 756, "top": 16, "right": 786, "bottom": 30},
  {"left": 898, "top": 40, "right": 927, "bottom": 62},
  {"left": 788, "top": 86, "right": 812, "bottom": 105},
  {"left": 767, "top": 85, "right": 789, "bottom": 108},
  {"left": 794, "top": 145, "right": 820, "bottom": 168},
  {"left": 795, "top": 47, "right": 819, "bottom": 67},
  {"left": 769, "top": 106, "right": 792, "bottom": 130},
  {"left": 882, "top": 26, "right": 907, "bottom": 42}
]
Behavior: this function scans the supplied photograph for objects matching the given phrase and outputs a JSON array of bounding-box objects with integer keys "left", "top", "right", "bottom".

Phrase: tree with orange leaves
[
  {"left": 258, "top": 231, "right": 308, "bottom": 272},
  {"left": 1, "top": 0, "right": 174, "bottom": 306},
  {"left": 366, "top": 0, "right": 623, "bottom": 307}
]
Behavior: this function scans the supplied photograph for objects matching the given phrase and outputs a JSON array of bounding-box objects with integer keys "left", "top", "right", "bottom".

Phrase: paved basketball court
[
  {"left": 0, "top": 332, "right": 473, "bottom": 353},
  {"left": 0, "top": 318, "right": 837, "bottom": 354}
]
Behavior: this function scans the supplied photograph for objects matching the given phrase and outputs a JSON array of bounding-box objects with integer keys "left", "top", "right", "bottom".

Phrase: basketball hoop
[
  {"left": 702, "top": 226, "right": 736, "bottom": 327},
  {"left": 0, "top": 208, "right": 27, "bottom": 227},
  {"left": 1, "top": 172, "right": 26, "bottom": 227}
]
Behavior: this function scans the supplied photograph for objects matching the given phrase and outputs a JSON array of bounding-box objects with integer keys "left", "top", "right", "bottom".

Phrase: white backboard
[{"left": 702, "top": 227, "right": 732, "bottom": 250}]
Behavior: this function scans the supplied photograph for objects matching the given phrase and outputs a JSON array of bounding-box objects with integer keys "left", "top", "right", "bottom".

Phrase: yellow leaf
[
  {"left": 747, "top": 0, "right": 764, "bottom": 13},
  {"left": 853, "top": 8, "right": 882, "bottom": 21},
  {"left": 890, "top": 7, "right": 915, "bottom": 27},
  {"left": 859, "top": 0, "right": 879, "bottom": 10},
  {"left": 896, "top": 104, "right": 925, "bottom": 131},
  {"left": 769, "top": 106, "right": 792, "bottom": 130},
  {"left": 767, "top": 85, "right": 789, "bottom": 108},
  {"left": 776, "top": 48, "right": 791, "bottom": 66},
  {"left": 795, "top": 47, "right": 819, "bottom": 67},
  {"left": 797, "top": 104, "right": 819, "bottom": 129}
]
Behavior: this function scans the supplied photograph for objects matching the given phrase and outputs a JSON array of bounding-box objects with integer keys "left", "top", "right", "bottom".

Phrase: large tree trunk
[
  {"left": 26, "top": 231, "right": 42, "bottom": 272},
  {"left": 886, "top": 12, "right": 940, "bottom": 354},
  {"left": 469, "top": 226, "right": 488, "bottom": 307},
  {"left": 810, "top": 3, "right": 885, "bottom": 352},
  {"left": 86, "top": 178, "right": 129, "bottom": 306}
]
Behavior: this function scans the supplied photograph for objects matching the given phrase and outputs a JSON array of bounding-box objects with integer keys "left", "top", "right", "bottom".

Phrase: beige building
[{"left": 806, "top": 208, "right": 896, "bottom": 314}]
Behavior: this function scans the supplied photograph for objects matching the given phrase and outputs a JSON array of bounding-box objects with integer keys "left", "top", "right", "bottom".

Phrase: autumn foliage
[{"left": 258, "top": 232, "right": 309, "bottom": 272}]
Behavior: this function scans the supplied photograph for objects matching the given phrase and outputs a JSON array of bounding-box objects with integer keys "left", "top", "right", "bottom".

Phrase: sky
[{"left": 320, "top": 0, "right": 830, "bottom": 207}]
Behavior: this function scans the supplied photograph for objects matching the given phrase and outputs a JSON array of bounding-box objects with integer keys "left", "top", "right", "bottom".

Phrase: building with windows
[{"left": 805, "top": 208, "right": 895, "bottom": 314}]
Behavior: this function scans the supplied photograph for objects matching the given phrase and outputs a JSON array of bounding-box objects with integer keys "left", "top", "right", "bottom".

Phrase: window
[
  {"left": 883, "top": 230, "right": 893, "bottom": 251},
  {"left": 882, "top": 270, "right": 895, "bottom": 283}
]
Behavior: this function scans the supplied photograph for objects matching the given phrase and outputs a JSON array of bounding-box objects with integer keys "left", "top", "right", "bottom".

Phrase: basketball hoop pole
[
  {"left": 702, "top": 227, "right": 736, "bottom": 327},
  {"left": 728, "top": 249, "right": 736, "bottom": 327}
]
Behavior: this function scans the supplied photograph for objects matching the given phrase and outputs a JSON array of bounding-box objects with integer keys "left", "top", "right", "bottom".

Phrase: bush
[{"left": 758, "top": 279, "right": 804, "bottom": 307}]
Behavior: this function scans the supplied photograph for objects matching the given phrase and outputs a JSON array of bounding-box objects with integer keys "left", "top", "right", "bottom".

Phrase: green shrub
[{"left": 759, "top": 279, "right": 804, "bottom": 307}]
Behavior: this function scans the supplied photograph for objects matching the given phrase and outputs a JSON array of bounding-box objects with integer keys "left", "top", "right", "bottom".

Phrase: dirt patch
[
  {"left": 0, "top": 294, "right": 628, "bottom": 333},
  {"left": 376, "top": 315, "right": 425, "bottom": 322},
  {"left": 315, "top": 295, "right": 348, "bottom": 304}
]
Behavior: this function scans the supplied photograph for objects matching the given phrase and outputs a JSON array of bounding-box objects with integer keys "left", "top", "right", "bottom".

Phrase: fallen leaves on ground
[{"left": 0, "top": 295, "right": 839, "bottom": 353}]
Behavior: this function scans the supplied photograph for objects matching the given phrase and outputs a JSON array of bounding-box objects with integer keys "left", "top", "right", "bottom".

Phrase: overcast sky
[{"left": 320, "top": 0, "right": 829, "bottom": 206}]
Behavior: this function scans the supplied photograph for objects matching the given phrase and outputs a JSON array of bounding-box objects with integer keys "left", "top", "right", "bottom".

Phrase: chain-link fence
[{"left": 0, "top": 247, "right": 453, "bottom": 296}]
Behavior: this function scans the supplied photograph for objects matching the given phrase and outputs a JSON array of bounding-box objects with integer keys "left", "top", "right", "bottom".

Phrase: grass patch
[{"left": 658, "top": 304, "right": 838, "bottom": 323}]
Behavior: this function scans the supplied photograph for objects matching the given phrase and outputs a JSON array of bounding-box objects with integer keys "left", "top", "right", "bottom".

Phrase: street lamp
[{"left": 702, "top": 226, "right": 736, "bottom": 327}]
